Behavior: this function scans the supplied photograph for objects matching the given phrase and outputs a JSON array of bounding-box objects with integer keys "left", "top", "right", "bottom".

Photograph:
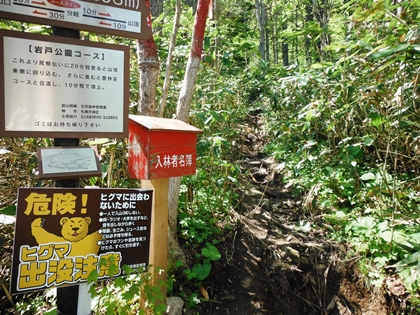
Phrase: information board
[
  {"left": 0, "top": 0, "right": 151, "bottom": 39},
  {"left": 37, "top": 146, "right": 102, "bottom": 179},
  {"left": 0, "top": 30, "right": 129, "bottom": 138},
  {"left": 10, "top": 187, "right": 153, "bottom": 294}
]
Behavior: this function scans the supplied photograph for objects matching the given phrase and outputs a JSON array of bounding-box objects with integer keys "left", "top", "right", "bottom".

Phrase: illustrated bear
[{"left": 31, "top": 217, "right": 102, "bottom": 257}]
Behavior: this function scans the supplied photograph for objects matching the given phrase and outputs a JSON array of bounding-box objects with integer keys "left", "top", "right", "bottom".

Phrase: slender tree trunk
[
  {"left": 282, "top": 22, "right": 289, "bottom": 66},
  {"left": 176, "top": 0, "right": 210, "bottom": 122},
  {"left": 255, "top": 0, "right": 266, "bottom": 60},
  {"left": 314, "top": 0, "right": 332, "bottom": 61},
  {"left": 265, "top": 20, "right": 270, "bottom": 62},
  {"left": 168, "top": 0, "right": 211, "bottom": 254},
  {"left": 158, "top": 0, "right": 182, "bottom": 117},
  {"left": 137, "top": 1, "right": 160, "bottom": 116},
  {"left": 137, "top": 1, "right": 188, "bottom": 265},
  {"left": 273, "top": 8, "right": 278, "bottom": 64},
  {"left": 305, "top": 0, "right": 314, "bottom": 63}
]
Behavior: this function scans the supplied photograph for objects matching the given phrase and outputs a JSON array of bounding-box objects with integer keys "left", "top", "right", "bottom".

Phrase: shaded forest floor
[
  {"left": 0, "top": 111, "right": 412, "bottom": 314},
  {"left": 188, "top": 111, "right": 408, "bottom": 315}
]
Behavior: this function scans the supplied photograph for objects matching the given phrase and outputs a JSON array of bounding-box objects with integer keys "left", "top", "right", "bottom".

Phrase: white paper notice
[{"left": 3, "top": 35, "right": 125, "bottom": 134}]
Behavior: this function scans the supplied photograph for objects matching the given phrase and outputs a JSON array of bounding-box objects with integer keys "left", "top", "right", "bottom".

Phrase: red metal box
[{"left": 128, "top": 115, "right": 202, "bottom": 179}]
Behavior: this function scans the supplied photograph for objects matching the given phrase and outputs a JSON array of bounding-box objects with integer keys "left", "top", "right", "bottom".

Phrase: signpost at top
[{"left": 0, "top": 0, "right": 152, "bottom": 40}]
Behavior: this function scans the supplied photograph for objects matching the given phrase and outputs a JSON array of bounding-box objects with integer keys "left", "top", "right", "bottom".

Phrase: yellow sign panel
[{"left": 11, "top": 188, "right": 153, "bottom": 294}]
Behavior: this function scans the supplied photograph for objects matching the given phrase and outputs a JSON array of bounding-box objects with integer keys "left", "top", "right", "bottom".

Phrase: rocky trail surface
[
  {"left": 0, "top": 111, "right": 410, "bottom": 315},
  {"left": 191, "top": 111, "right": 404, "bottom": 315}
]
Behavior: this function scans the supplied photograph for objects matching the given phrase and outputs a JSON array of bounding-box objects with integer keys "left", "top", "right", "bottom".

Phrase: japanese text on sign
[
  {"left": 18, "top": 245, "right": 121, "bottom": 291},
  {"left": 11, "top": 188, "right": 152, "bottom": 294},
  {"left": 0, "top": 0, "right": 151, "bottom": 39},
  {"left": 154, "top": 154, "right": 193, "bottom": 169},
  {"left": 0, "top": 30, "right": 128, "bottom": 138},
  {"left": 98, "top": 192, "right": 150, "bottom": 252}
]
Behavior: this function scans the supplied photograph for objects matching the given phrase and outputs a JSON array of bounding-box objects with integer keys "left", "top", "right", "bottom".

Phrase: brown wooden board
[
  {"left": 0, "top": 0, "right": 151, "bottom": 40},
  {"left": 10, "top": 187, "right": 153, "bottom": 294},
  {"left": 37, "top": 146, "right": 102, "bottom": 179},
  {"left": 0, "top": 30, "right": 129, "bottom": 138}
]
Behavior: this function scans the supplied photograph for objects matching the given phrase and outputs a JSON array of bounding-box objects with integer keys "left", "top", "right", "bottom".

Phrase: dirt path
[
  {"left": 0, "top": 111, "right": 408, "bottom": 314},
  {"left": 194, "top": 111, "right": 393, "bottom": 315}
]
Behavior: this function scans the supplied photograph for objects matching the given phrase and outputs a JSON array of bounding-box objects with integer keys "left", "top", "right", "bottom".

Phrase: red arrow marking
[
  {"left": 98, "top": 12, "right": 111, "bottom": 17},
  {"left": 33, "top": 10, "right": 47, "bottom": 15},
  {"left": 32, "top": 1, "right": 47, "bottom": 5},
  {"left": 99, "top": 21, "right": 112, "bottom": 26}
]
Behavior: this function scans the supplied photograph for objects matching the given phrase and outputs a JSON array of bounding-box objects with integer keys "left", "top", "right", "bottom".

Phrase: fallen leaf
[{"left": 199, "top": 285, "right": 209, "bottom": 301}]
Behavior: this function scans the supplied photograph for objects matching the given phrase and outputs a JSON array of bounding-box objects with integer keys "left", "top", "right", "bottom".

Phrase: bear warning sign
[{"left": 10, "top": 187, "right": 153, "bottom": 294}]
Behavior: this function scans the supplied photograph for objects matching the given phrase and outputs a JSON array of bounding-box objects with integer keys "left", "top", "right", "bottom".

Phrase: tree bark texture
[
  {"left": 136, "top": 0, "right": 187, "bottom": 265},
  {"left": 282, "top": 22, "right": 289, "bottom": 66},
  {"left": 158, "top": 0, "right": 182, "bottom": 117},
  {"left": 176, "top": 0, "right": 211, "bottom": 122},
  {"left": 168, "top": 0, "right": 210, "bottom": 251},
  {"left": 137, "top": 0, "right": 160, "bottom": 116},
  {"left": 255, "top": 0, "right": 267, "bottom": 60},
  {"left": 150, "top": 0, "right": 164, "bottom": 17}
]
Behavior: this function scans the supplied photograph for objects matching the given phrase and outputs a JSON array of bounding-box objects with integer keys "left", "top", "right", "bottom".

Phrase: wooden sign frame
[{"left": 0, "top": 30, "right": 129, "bottom": 138}]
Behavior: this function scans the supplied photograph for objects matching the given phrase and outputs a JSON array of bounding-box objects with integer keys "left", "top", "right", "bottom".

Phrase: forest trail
[
  {"left": 0, "top": 111, "right": 409, "bottom": 314},
  {"left": 194, "top": 110, "right": 398, "bottom": 315}
]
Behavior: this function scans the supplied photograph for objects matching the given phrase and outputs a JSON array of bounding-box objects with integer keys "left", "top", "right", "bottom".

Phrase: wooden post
[
  {"left": 141, "top": 178, "right": 169, "bottom": 300},
  {"left": 128, "top": 115, "right": 202, "bottom": 311}
]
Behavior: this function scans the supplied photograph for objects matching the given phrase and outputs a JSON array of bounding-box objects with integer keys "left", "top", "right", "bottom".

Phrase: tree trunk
[
  {"left": 137, "top": 1, "right": 160, "bottom": 116},
  {"left": 136, "top": 30, "right": 160, "bottom": 116},
  {"left": 282, "top": 22, "right": 289, "bottom": 66},
  {"left": 255, "top": 0, "right": 266, "bottom": 60},
  {"left": 305, "top": 0, "right": 314, "bottom": 63},
  {"left": 176, "top": 0, "right": 210, "bottom": 122},
  {"left": 150, "top": 0, "right": 164, "bottom": 17},
  {"left": 314, "top": 0, "right": 332, "bottom": 61},
  {"left": 167, "top": 0, "right": 211, "bottom": 257},
  {"left": 158, "top": 0, "right": 182, "bottom": 117},
  {"left": 136, "top": 1, "right": 188, "bottom": 266}
]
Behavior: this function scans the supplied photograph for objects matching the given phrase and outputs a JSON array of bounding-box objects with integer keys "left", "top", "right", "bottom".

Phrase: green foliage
[
  {"left": 178, "top": 96, "right": 242, "bottom": 245},
  {"left": 88, "top": 263, "right": 166, "bottom": 315},
  {"left": 178, "top": 134, "right": 239, "bottom": 244},
  {"left": 260, "top": 0, "right": 420, "bottom": 299},
  {"left": 0, "top": 205, "right": 16, "bottom": 215},
  {"left": 14, "top": 290, "right": 57, "bottom": 315},
  {"left": 184, "top": 243, "right": 221, "bottom": 282},
  {"left": 83, "top": 138, "right": 139, "bottom": 189},
  {"left": 5, "top": 0, "right": 420, "bottom": 311}
]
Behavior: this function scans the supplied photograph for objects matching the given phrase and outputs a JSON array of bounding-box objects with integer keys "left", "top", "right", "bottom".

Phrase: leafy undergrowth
[
  {"left": 2, "top": 110, "right": 418, "bottom": 315},
  {"left": 179, "top": 110, "right": 415, "bottom": 315}
]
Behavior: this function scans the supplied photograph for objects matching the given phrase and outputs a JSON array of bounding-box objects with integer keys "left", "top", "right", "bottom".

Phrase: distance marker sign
[{"left": 0, "top": 0, "right": 151, "bottom": 40}]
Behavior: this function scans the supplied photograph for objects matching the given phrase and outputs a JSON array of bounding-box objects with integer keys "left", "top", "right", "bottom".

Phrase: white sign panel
[
  {"left": 42, "top": 147, "right": 99, "bottom": 172},
  {"left": 37, "top": 146, "right": 102, "bottom": 179},
  {"left": 0, "top": 30, "right": 129, "bottom": 138},
  {"left": 0, "top": 0, "right": 152, "bottom": 39}
]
